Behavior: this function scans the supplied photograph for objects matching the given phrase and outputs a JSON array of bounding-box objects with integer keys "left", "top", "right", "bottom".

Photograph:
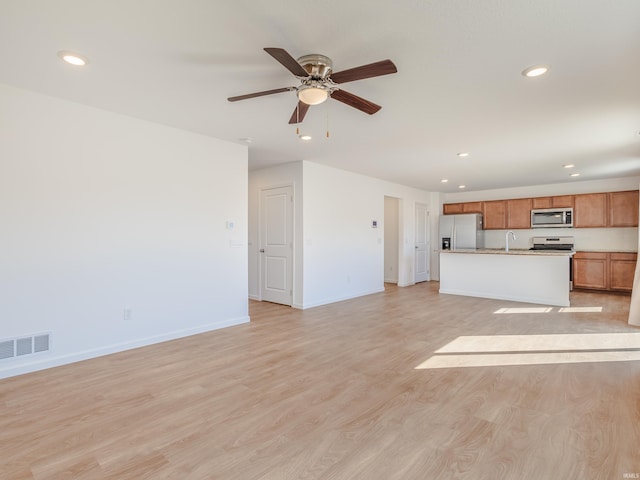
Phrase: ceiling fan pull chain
[
  {"left": 326, "top": 100, "right": 330, "bottom": 138},
  {"left": 296, "top": 102, "right": 300, "bottom": 135}
]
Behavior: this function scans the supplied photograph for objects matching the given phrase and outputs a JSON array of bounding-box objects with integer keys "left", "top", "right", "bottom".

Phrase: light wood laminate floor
[{"left": 1, "top": 283, "right": 639, "bottom": 479}]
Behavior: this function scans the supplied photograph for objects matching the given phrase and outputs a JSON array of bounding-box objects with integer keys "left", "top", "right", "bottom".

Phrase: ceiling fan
[{"left": 227, "top": 48, "right": 397, "bottom": 124}]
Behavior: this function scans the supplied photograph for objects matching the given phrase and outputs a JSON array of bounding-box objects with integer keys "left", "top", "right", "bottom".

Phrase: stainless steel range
[
  {"left": 530, "top": 236, "right": 575, "bottom": 290},
  {"left": 530, "top": 236, "right": 575, "bottom": 252}
]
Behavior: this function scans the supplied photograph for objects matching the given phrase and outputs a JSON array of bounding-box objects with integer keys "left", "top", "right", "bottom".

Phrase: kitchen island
[{"left": 439, "top": 249, "right": 575, "bottom": 307}]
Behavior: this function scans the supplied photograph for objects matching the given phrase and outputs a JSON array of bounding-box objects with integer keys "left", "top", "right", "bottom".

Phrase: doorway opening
[{"left": 384, "top": 196, "right": 400, "bottom": 284}]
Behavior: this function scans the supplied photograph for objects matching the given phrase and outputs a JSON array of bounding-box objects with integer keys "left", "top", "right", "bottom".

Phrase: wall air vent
[
  {"left": 0, "top": 340, "right": 14, "bottom": 360},
  {"left": 16, "top": 337, "right": 33, "bottom": 356},
  {"left": 34, "top": 334, "right": 50, "bottom": 353},
  {"left": 0, "top": 333, "right": 51, "bottom": 361}
]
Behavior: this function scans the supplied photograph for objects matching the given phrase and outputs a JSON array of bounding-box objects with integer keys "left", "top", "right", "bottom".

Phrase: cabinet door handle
[{"left": 259, "top": 249, "right": 265, "bottom": 253}]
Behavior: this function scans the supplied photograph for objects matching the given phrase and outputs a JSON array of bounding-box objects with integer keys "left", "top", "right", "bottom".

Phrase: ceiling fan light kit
[
  {"left": 297, "top": 84, "right": 329, "bottom": 105},
  {"left": 228, "top": 47, "right": 397, "bottom": 126}
]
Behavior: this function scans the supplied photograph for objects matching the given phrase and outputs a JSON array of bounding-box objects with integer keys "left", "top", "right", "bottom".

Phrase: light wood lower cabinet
[
  {"left": 610, "top": 253, "right": 637, "bottom": 292},
  {"left": 573, "top": 251, "right": 637, "bottom": 292},
  {"left": 573, "top": 252, "right": 608, "bottom": 290}
]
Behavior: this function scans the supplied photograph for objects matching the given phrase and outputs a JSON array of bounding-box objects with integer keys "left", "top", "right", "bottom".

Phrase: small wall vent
[
  {"left": 16, "top": 338, "right": 33, "bottom": 356},
  {"left": 34, "top": 334, "right": 50, "bottom": 353},
  {"left": 0, "top": 340, "right": 14, "bottom": 360},
  {"left": 0, "top": 333, "right": 51, "bottom": 361}
]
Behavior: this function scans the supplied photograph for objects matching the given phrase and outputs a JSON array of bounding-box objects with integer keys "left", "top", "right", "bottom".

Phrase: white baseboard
[
  {"left": 0, "top": 315, "right": 250, "bottom": 380},
  {"left": 300, "top": 287, "right": 385, "bottom": 310}
]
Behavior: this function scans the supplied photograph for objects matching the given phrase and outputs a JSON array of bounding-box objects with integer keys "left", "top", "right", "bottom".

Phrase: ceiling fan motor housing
[{"left": 296, "top": 54, "right": 333, "bottom": 78}]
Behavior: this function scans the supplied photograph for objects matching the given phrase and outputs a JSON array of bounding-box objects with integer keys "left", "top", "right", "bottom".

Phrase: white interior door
[
  {"left": 415, "top": 203, "right": 430, "bottom": 283},
  {"left": 260, "top": 186, "right": 293, "bottom": 305}
]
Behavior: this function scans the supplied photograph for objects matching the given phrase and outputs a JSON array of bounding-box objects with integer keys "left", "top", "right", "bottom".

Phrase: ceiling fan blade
[
  {"left": 227, "top": 87, "right": 293, "bottom": 102},
  {"left": 330, "top": 89, "right": 382, "bottom": 115},
  {"left": 330, "top": 59, "right": 397, "bottom": 84},
  {"left": 264, "top": 48, "right": 309, "bottom": 77},
  {"left": 288, "top": 101, "right": 310, "bottom": 124}
]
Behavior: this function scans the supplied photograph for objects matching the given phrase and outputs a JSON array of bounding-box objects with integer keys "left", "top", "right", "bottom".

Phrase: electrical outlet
[{"left": 124, "top": 308, "right": 132, "bottom": 321}]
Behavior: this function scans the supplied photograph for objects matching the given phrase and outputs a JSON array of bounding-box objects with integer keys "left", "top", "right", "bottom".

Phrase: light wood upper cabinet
[
  {"left": 531, "top": 195, "right": 574, "bottom": 209},
  {"left": 443, "top": 203, "right": 464, "bottom": 214},
  {"left": 574, "top": 193, "right": 608, "bottom": 228},
  {"left": 608, "top": 190, "right": 639, "bottom": 227},
  {"left": 483, "top": 200, "right": 507, "bottom": 229},
  {"left": 531, "top": 197, "right": 552, "bottom": 209},
  {"left": 507, "top": 198, "right": 532, "bottom": 229},
  {"left": 444, "top": 189, "right": 637, "bottom": 229},
  {"left": 551, "top": 195, "right": 574, "bottom": 208},
  {"left": 443, "top": 202, "right": 484, "bottom": 215},
  {"left": 462, "top": 202, "right": 483, "bottom": 214}
]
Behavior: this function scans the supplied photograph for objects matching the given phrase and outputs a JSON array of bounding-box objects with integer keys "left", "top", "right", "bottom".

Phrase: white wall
[
  {"left": 0, "top": 84, "right": 249, "bottom": 378},
  {"left": 248, "top": 162, "right": 303, "bottom": 306},
  {"left": 384, "top": 196, "right": 400, "bottom": 283},
  {"left": 301, "top": 162, "right": 432, "bottom": 308}
]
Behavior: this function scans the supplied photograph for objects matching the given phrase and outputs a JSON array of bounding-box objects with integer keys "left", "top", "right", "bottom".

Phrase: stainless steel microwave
[{"left": 531, "top": 208, "right": 573, "bottom": 228}]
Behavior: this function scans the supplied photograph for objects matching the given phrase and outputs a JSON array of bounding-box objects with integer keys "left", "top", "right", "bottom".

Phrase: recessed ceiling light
[
  {"left": 522, "top": 65, "right": 549, "bottom": 77},
  {"left": 441, "top": 179, "right": 449, "bottom": 183},
  {"left": 299, "top": 134, "right": 312, "bottom": 141},
  {"left": 563, "top": 164, "right": 575, "bottom": 168},
  {"left": 57, "top": 50, "right": 89, "bottom": 66},
  {"left": 458, "top": 185, "right": 466, "bottom": 189},
  {"left": 457, "top": 152, "right": 469, "bottom": 157},
  {"left": 570, "top": 173, "right": 580, "bottom": 177}
]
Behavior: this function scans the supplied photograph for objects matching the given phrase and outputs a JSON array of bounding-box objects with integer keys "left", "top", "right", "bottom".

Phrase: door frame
[{"left": 414, "top": 202, "right": 430, "bottom": 283}]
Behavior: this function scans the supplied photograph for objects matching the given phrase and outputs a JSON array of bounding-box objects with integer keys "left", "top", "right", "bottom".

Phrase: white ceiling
[{"left": 1, "top": 0, "right": 639, "bottom": 192}]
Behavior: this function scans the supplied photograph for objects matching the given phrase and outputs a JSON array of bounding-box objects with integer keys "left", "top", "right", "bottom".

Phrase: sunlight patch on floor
[
  {"left": 435, "top": 333, "right": 640, "bottom": 353},
  {"left": 558, "top": 306, "right": 603, "bottom": 313},
  {"left": 493, "top": 306, "right": 603, "bottom": 314},
  {"left": 416, "top": 350, "right": 640, "bottom": 369},
  {"left": 416, "top": 333, "right": 640, "bottom": 369},
  {"left": 494, "top": 307, "right": 553, "bottom": 314}
]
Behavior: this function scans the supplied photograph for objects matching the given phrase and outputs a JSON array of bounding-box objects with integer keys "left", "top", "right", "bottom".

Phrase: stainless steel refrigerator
[{"left": 439, "top": 213, "right": 484, "bottom": 250}]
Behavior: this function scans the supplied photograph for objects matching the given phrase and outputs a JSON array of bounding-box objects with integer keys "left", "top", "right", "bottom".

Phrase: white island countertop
[
  {"left": 441, "top": 248, "right": 575, "bottom": 256},
  {"left": 439, "top": 249, "right": 573, "bottom": 307}
]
